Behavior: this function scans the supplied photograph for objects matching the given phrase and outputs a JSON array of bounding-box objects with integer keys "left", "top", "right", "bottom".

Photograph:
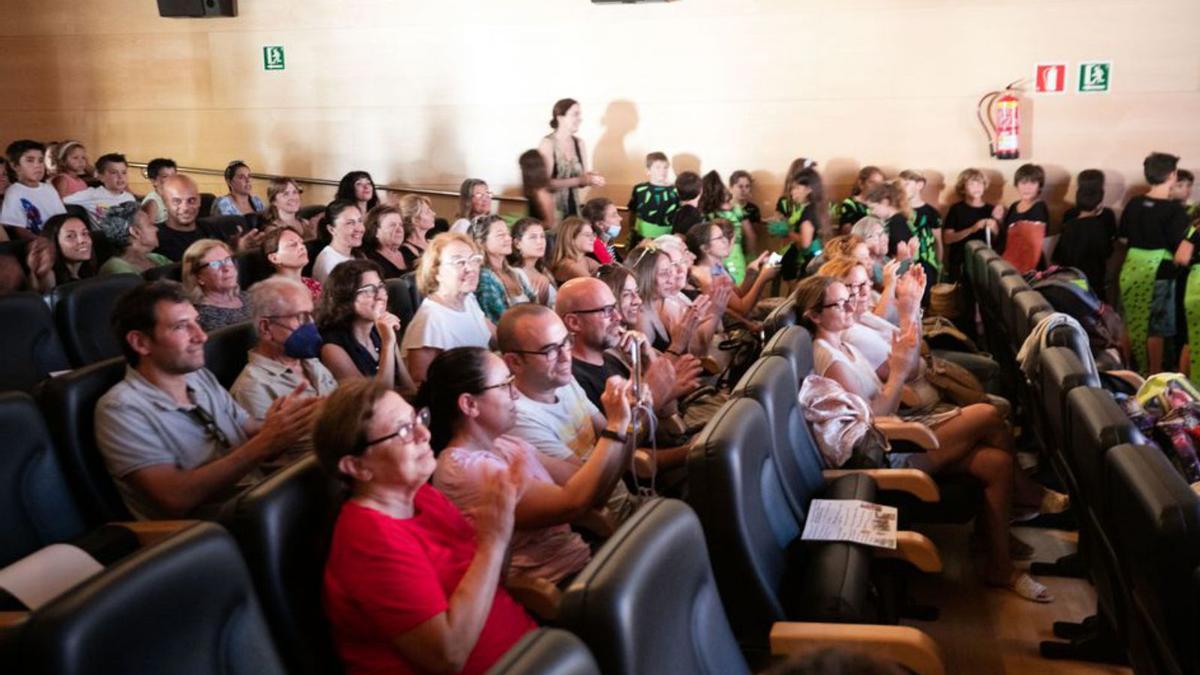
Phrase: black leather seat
[
  {"left": 485, "top": 628, "right": 600, "bottom": 675},
  {"left": 235, "top": 248, "right": 274, "bottom": 289},
  {"left": 761, "top": 325, "right": 812, "bottom": 387},
  {"left": 34, "top": 357, "right": 130, "bottom": 526},
  {"left": 203, "top": 321, "right": 256, "bottom": 389},
  {"left": 142, "top": 262, "right": 182, "bottom": 282},
  {"left": 196, "top": 215, "right": 247, "bottom": 243},
  {"left": 686, "top": 397, "right": 879, "bottom": 651},
  {"left": 1012, "top": 291, "right": 1053, "bottom": 343},
  {"left": 0, "top": 392, "right": 88, "bottom": 567},
  {"left": 559, "top": 498, "right": 754, "bottom": 674},
  {"left": 226, "top": 455, "right": 344, "bottom": 675},
  {"left": 0, "top": 292, "right": 70, "bottom": 391},
  {"left": 762, "top": 297, "right": 798, "bottom": 341},
  {"left": 400, "top": 270, "right": 423, "bottom": 311},
  {"left": 1107, "top": 443, "right": 1200, "bottom": 675},
  {"left": 199, "top": 192, "right": 217, "bottom": 216},
  {"left": 16, "top": 522, "right": 288, "bottom": 675},
  {"left": 1037, "top": 347, "right": 1100, "bottom": 467},
  {"left": 50, "top": 274, "right": 143, "bottom": 367},
  {"left": 997, "top": 279, "right": 1032, "bottom": 340},
  {"left": 964, "top": 241, "right": 997, "bottom": 296},
  {"left": 985, "top": 258, "right": 1019, "bottom": 302},
  {"left": 386, "top": 276, "right": 417, "bottom": 331}
]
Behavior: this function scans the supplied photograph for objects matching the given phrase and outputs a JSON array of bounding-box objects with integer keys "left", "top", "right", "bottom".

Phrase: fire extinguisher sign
[{"left": 1034, "top": 64, "right": 1067, "bottom": 94}]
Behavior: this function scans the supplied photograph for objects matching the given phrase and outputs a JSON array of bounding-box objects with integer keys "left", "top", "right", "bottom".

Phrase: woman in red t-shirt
[{"left": 313, "top": 379, "right": 536, "bottom": 675}]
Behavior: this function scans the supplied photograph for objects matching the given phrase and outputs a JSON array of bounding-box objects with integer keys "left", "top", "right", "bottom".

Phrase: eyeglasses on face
[
  {"left": 476, "top": 375, "right": 518, "bottom": 397},
  {"left": 203, "top": 256, "right": 235, "bottom": 270},
  {"left": 355, "top": 283, "right": 388, "bottom": 298},
  {"left": 266, "top": 311, "right": 314, "bottom": 326},
  {"left": 570, "top": 303, "right": 619, "bottom": 319},
  {"left": 506, "top": 335, "right": 572, "bottom": 359},
  {"left": 443, "top": 254, "right": 484, "bottom": 270},
  {"left": 821, "top": 298, "right": 854, "bottom": 312},
  {"left": 848, "top": 281, "right": 871, "bottom": 296},
  {"left": 361, "top": 407, "right": 431, "bottom": 448}
]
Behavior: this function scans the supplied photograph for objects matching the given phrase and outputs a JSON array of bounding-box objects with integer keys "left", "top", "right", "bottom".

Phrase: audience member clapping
[
  {"left": 27, "top": 212, "right": 97, "bottom": 292},
  {"left": 425, "top": 346, "right": 617, "bottom": 584},
  {"left": 212, "top": 160, "right": 264, "bottom": 216},
  {"left": 316, "top": 259, "right": 415, "bottom": 394},
  {"left": 402, "top": 232, "right": 494, "bottom": 386},
  {"left": 182, "top": 238, "right": 249, "bottom": 331},
  {"left": 95, "top": 280, "right": 319, "bottom": 520},
  {"left": 686, "top": 220, "right": 776, "bottom": 321},
  {"left": 97, "top": 202, "right": 171, "bottom": 275},
  {"left": 470, "top": 214, "right": 535, "bottom": 323},
  {"left": 315, "top": 378, "right": 536, "bottom": 675}
]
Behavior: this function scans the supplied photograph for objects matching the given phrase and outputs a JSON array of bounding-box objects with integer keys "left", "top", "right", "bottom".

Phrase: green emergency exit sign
[{"left": 263, "top": 46, "right": 285, "bottom": 71}]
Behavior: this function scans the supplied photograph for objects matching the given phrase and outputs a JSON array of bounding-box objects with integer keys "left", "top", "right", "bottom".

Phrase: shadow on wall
[
  {"left": 671, "top": 153, "right": 702, "bottom": 177},
  {"left": 592, "top": 99, "right": 639, "bottom": 203},
  {"left": 823, "top": 157, "right": 860, "bottom": 202}
]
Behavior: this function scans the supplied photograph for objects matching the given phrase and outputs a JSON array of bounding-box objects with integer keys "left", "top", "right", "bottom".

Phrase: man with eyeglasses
[
  {"left": 498, "top": 304, "right": 642, "bottom": 523},
  {"left": 95, "top": 281, "right": 321, "bottom": 520},
  {"left": 231, "top": 277, "right": 338, "bottom": 441}
]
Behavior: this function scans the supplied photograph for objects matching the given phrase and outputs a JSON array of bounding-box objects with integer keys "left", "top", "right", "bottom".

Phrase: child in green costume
[
  {"left": 1119, "top": 152, "right": 1190, "bottom": 374},
  {"left": 626, "top": 151, "right": 678, "bottom": 247},
  {"left": 836, "top": 165, "right": 885, "bottom": 235},
  {"left": 774, "top": 166, "right": 828, "bottom": 281},
  {"left": 900, "top": 170, "right": 943, "bottom": 291},
  {"left": 700, "top": 170, "right": 754, "bottom": 284}
]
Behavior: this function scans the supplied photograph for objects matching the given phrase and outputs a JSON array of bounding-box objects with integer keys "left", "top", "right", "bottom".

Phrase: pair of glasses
[
  {"left": 444, "top": 254, "right": 484, "bottom": 270},
  {"left": 190, "top": 405, "right": 231, "bottom": 449},
  {"left": 362, "top": 407, "right": 431, "bottom": 449},
  {"left": 822, "top": 298, "right": 854, "bottom": 311},
  {"left": 355, "top": 283, "right": 387, "bottom": 298},
  {"left": 477, "top": 375, "right": 517, "bottom": 397},
  {"left": 203, "top": 256, "right": 235, "bottom": 270},
  {"left": 848, "top": 281, "right": 871, "bottom": 296},
  {"left": 570, "top": 303, "right": 619, "bottom": 319},
  {"left": 507, "top": 335, "right": 572, "bottom": 359},
  {"left": 266, "top": 311, "right": 314, "bottom": 325}
]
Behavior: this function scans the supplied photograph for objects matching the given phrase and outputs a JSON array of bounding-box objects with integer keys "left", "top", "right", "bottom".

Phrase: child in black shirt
[
  {"left": 1053, "top": 169, "right": 1115, "bottom": 299},
  {"left": 864, "top": 180, "right": 915, "bottom": 260},
  {"left": 1000, "top": 163, "right": 1051, "bottom": 261},
  {"left": 774, "top": 166, "right": 827, "bottom": 281},
  {"left": 900, "top": 169, "right": 943, "bottom": 283},
  {"left": 628, "top": 152, "right": 679, "bottom": 245},
  {"left": 941, "top": 168, "right": 1002, "bottom": 283},
  {"left": 670, "top": 171, "right": 704, "bottom": 236},
  {"left": 836, "top": 166, "right": 884, "bottom": 235}
]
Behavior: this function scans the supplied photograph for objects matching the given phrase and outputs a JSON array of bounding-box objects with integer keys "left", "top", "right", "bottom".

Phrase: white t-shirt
[
  {"left": 449, "top": 218, "right": 472, "bottom": 235},
  {"left": 814, "top": 337, "right": 883, "bottom": 401},
  {"left": 311, "top": 246, "right": 355, "bottom": 284},
  {"left": 845, "top": 313, "right": 898, "bottom": 371},
  {"left": 0, "top": 182, "right": 66, "bottom": 233},
  {"left": 63, "top": 186, "right": 136, "bottom": 225},
  {"left": 400, "top": 295, "right": 492, "bottom": 353}
]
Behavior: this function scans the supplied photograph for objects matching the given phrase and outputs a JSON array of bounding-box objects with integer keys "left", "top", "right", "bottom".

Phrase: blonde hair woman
[
  {"left": 182, "top": 238, "right": 249, "bottom": 332},
  {"left": 549, "top": 216, "right": 599, "bottom": 284},
  {"left": 397, "top": 194, "right": 437, "bottom": 270}
]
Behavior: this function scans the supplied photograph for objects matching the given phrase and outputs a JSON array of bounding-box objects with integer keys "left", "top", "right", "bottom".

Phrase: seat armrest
[
  {"left": 822, "top": 469, "right": 939, "bottom": 502},
  {"left": 872, "top": 531, "right": 942, "bottom": 573},
  {"left": 770, "top": 621, "right": 945, "bottom": 675},
  {"left": 505, "top": 575, "right": 562, "bottom": 621},
  {"left": 875, "top": 417, "right": 939, "bottom": 450},
  {"left": 113, "top": 520, "right": 199, "bottom": 547}
]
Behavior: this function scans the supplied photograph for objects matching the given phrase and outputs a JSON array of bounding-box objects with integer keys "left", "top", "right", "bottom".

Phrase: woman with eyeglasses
[
  {"left": 316, "top": 259, "right": 414, "bottom": 394},
  {"left": 628, "top": 242, "right": 709, "bottom": 357},
  {"left": 425, "top": 347, "right": 628, "bottom": 585},
  {"left": 313, "top": 200, "right": 365, "bottom": 285},
  {"left": 211, "top": 160, "right": 265, "bottom": 217},
  {"left": 549, "top": 216, "right": 600, "bottom": 284},
  {"left": 450, "top": 179, "right": 493, "bottom": 234},
  {"left": 469, "top": 215, "right": 535, "bottom": 323},
  {"left": 685, "top": 220, "right": 777, "bottom": 319},
  {"left": 508, "top": 217, "right": 556, "bottom": 307},
  {"left": 403, "top": 232, "right": 495, "bottom": 387},
  {"left": 315, "top": 378, "right": 536, "bottom": 675},
  {"left": 795, "top": 275, "right": 1065, "bottom": 603},
  {"left": 262, "top": 226, "right": 321, "bottom": 300},
  {"left": 182, "top": 238, "right": 249, "bottom": 332}
]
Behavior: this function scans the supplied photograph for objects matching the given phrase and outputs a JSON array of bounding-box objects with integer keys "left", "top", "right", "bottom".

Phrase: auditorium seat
[
  {"left": 761, "top": 296, "right": 798, "bottom": 341},
  {"left": 0, "top": 392, "right": 88, "bottom": 567},
  {"left": 485, "top": 628, "right": 600, "bottom": 675},
  {"left": 226, "top": 455, "right": 344, "bottom": 675},
  {"left": 1011, "top": 290, "right": 1053, "bottom": 342},
  {"left": 297, "top": 204, "right": 326, "bottom": 223},
  {"left": 235, "top": 248, "right": 274, "bottom": 290},
  {"left": 385, "top": 276, "right": 417, "bottom": 331},
  {"left": 0, "top": 292, "right": 71, "bottom": 392},
  {"left": 50, "top": 273, "right": 143, "bottom": 367},
  {"left": 1107, "top": 443, "right": 1200, "bottom": 675},
  {"left": 142, "top": 262, "right": 182, "bottom": 282},
  {"left": 15, "top": 522, "right": 288, "bottom": 675},
  {"left": 197, "top": 215, "right": 247, "bottom": 243},
  {"left": 203, "top": 321, "right": 256, "bottom": 389},
  {"left": 558, "top": 499, "right": 945, "bottom": 675},
  {"left": 964, "top": 241, "right": 997, "bottom": 295},
  {"left": 34, "top": 357, "right": 131, "bottom": 526},
  {"left": 400, "top": 270, "right": 423, "bottom": 310},
  {"left": 761, "top": 325, "right": 812, "bottom": 384},
  {"left": 199, "top": 192, "right": 217, "bottom": 216}
]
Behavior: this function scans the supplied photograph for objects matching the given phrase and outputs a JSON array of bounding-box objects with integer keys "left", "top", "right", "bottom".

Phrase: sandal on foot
[
  {"left": 1040, "top": 489, "right": 1070, "bottom": 515},
  {"left": 991, "top": 572, "right": 1054, "bottom": 603}
]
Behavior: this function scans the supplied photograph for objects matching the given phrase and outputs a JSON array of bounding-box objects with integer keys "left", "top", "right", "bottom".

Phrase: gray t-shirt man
[{"left": 95, "top": 365, "right": 253, "bottom": 520}]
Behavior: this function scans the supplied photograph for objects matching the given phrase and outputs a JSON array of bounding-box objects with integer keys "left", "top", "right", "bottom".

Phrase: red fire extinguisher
[{"left": 977, "top": 80, "right": 1023, "bottom": 160}]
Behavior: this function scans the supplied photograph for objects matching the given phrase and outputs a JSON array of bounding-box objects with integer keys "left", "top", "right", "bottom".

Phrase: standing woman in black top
[
  {"left": 941, "top": 168, "right": 1003, "bottom": 283},
  {"left": 362, "top": 204, "right": 409, "bottom": 279},
  {"left": 335, "top": 171, "right": 380, "bottom": 218},
  {"left": 536, "top": 98, "right": 605, "bottom": 219}
]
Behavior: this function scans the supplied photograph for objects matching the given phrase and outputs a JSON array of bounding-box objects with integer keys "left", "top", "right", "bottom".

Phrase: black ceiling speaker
[{"left": 157, "top": 0, "right": 237, "bottom": 17}]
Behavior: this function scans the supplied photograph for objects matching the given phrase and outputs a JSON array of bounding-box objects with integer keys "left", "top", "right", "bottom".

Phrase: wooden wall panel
[{"left": 0, "top": 0, "right": 1195, "bottom": 214}]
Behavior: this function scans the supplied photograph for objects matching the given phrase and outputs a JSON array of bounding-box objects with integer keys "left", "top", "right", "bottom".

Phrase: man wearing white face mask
[
  {"left": 231, "top": 277, "right": 338, "bottom": 428},
  {"left": 582, "top": 197, "right": 623, "bottom": 264}
]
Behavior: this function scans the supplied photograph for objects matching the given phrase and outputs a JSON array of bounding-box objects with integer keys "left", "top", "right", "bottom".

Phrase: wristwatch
[{"left": 599, "top": 429, "right": 627, "bottom": 444}]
